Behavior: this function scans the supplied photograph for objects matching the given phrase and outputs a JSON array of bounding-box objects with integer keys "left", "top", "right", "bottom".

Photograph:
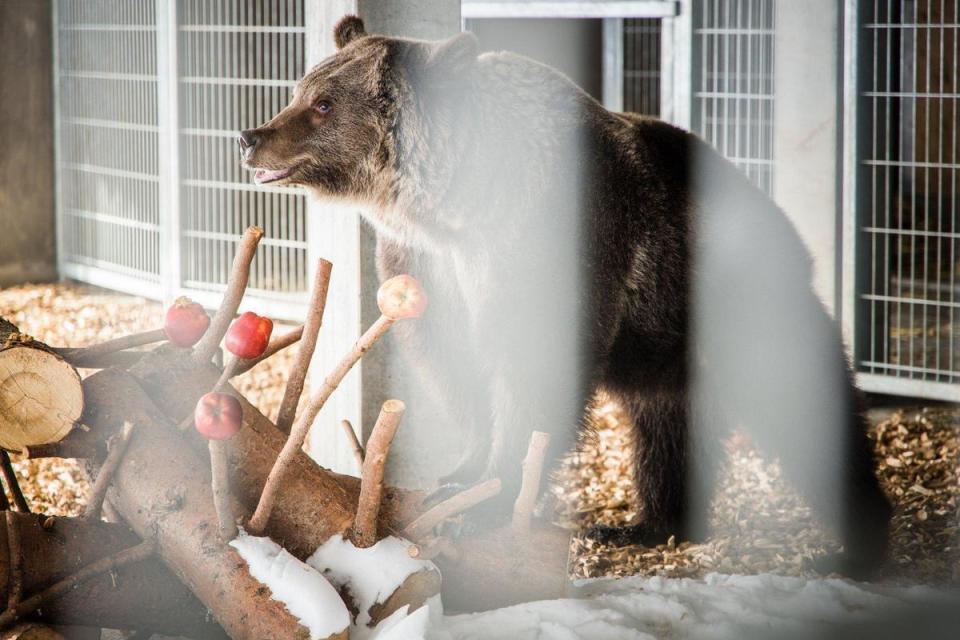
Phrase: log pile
[{"left": 0, "top": 226, "right": 571, "bottom": 639}]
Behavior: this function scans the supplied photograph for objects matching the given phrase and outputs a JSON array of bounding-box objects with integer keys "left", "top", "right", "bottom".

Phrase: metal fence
[
  {"left": 690, "top": 0, "right": 775, "bottom": 195},
  {"left": 54, "top": 0, "right": 310, "bottom": 320},
  {"left": 849, "top": 0, "right": 959, "bottom": 399},
  {"left": 623, "top": 18, "right": 662, "bottom": 116}
]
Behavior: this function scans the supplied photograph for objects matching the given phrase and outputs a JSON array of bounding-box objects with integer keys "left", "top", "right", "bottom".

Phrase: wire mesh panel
[
  {"left": 854, "top": 0, "right": 959, "bottom": 393},
  {"left": 54, "top": 0, "right": 310, "bottom": 319},
  {"left": 55, "top": 0, "right": 161, "bottom": 288},
  {"left": 623, "top": 18, "right": 662, "bottom": 116},
  {"left": 691, "top": 0, "right": 775, "bottom": 194},
  {"left": 177, "top": 0, "right": 309, "bottom": 313}
]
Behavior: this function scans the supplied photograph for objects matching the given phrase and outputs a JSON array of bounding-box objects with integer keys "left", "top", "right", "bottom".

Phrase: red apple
[
  {"left": 376, "top": 275, "right": 428, "bottom": 320},
  {"left": 194, "top": 392, "right": 243, "bottom": 440},
  {"left": 224, "top": 311, "right": 273, "bottom": 359},
  {"left": 164, "top": 297, "right": 210, "bottom": 347}
]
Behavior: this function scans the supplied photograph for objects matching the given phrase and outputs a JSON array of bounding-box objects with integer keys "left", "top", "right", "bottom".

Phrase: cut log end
[{"left": 0, "top": 346, "right": 83, "bottom": 452}]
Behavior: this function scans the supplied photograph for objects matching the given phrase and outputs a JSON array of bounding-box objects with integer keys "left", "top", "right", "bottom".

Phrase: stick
[
  {"left": 246, "top": 314, "right": 397, "bottom": 534},
  {"left": 21, "top": 439, "right": 99, "bottom": 460},
  {"left": 0, "top": 487, "right": 8, "bottom": 511},
  {"left": 403, "top": 479, "right": 502, "bottom": 541},
  {"left": 0, "top": 540, "right": 156, "bottom": 629},
  {"left": 511, "top": 431, "right": 551, "bottom": 536},
  {"left": 192, "top": 226, "right": 264, "bottom": 364},
  {"left": 340, "top": 420, "right": 365, "bottom": 468},
  {"left": 351, "top": 401, "right": 405, "bottom": 548},
  {"left": 58, "top": 329, "right": 167, "bottom": 366},
  {"left": 275, "top": 260, "right": 332, "bottom": 435},
  {"left": 5, "top": 512, "right": 21, "bottom": 610},
  {"left": 407, "top": 536, "right": 459, "bottom": 562},
  {"left": 177, "top": 358, "right": 242, "bottom": 431},
  {"left": 230, "top": 326, "right": 303, "bottom": 376},
  {"left": 209, "top": 440, "right": 238, "bottom": 541},
  {"left": 84, "top": 422, "right": 134, "bottom": 521},
  {"left": 0, "top": 453, "right": 28, "bottom": 513}
]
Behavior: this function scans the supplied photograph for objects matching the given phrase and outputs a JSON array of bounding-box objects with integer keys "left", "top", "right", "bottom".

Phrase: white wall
[
  {"left": 304, "top": 1, "right": 461, "bottom": 482},
  {"left": 772, "top": 0, "right": 843, "bottom": 315}
]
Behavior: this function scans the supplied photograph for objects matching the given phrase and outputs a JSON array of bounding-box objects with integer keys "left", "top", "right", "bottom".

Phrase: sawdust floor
[{"left": 1, "top": 283, "right": 957, "bottom": 586}]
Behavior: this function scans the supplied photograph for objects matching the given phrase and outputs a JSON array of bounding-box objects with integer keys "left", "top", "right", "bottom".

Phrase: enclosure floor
[{"left": 1, "top": 282, "right": 957, "bottom": 586}]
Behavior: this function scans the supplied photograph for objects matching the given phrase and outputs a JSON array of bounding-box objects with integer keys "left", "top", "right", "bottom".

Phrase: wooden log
[
  {"left": 90, "top": 349, "right": 573, "bottom": 615},
  {"left": 0, "top": 318, "right": 83, "bottom": 452},
  {"left": 80, "top": 368, "right": 316, "bottom": 640},
  {"left": 128, "top": 347, "right": 420, "bottom": 555},
  {"left": 0, "top": 512, "right": 226, "bottom": 638},
  {"left": 434, "top": 523, "right": 571, "bottom": 613}
]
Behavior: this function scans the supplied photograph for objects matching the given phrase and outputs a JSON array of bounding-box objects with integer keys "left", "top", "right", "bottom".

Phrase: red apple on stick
[
  {"left": 194, "top": 392, "right": 243, "bottom": 441},
  {"left": 195, "top": 392, "right": 243, "bottom": 541},
  {"left": 224, "top": 312, "right": 273, "bottom": 360},
  {"left": 164, "top": 297, "right": 211, "bottom": 347}
]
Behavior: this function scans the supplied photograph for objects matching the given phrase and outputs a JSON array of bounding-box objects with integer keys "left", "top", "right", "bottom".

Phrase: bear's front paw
[
  {"left": 810, "top": 550, "right": 885, "bottom": 581},
  {"left": 585, "top": 522, "right": 672, "bottom": 548}
]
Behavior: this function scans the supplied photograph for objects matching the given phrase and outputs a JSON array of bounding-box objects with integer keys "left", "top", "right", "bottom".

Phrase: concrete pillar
[
  {"left": 0, "top": 0, "right": 56, "bottom": 287},
  {"left": 305, "top": 1, "right": 461, "bottom": 485},
  {"left": 772, "top": 0, "right": 843, "bottom": 314}
]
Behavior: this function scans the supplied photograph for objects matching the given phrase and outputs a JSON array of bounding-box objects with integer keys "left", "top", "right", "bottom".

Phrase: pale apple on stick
[{"left": 247, "top": 274, "right": 428, "bottom": 535}]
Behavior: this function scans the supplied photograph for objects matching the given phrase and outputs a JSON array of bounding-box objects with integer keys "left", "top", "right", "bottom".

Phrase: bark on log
[
  {"left": 88, "top": 348, "right": 573, "bottom": 615},
  {"left": 0, "top": 318, "right": 83, "bottom": 452},
  {"left": 434, "top": 523, "right": 571, "bottom": 612},
  {"left": 80, "top": 369, "right": 315, "bottom": 640},
  {"left": 0, "top": 512, "right": 226, "bottom": 638},
  {"left": 127, "top": 347, "right": 419, "bottom": 555}
]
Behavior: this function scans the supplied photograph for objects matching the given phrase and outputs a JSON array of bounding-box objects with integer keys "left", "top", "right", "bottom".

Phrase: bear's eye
[{"left": 314, "top": 101, "right": 332, "bottom": 114}]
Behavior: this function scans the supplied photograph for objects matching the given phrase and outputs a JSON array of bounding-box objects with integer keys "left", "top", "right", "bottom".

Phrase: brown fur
[{"left": 239, "top": 16, "right": 892, "bottom": 578}]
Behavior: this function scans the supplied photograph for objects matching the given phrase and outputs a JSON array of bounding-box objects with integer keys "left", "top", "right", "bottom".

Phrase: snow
[
  {"left": 234, "top": 532, "right": 958, "bottom": 640},
  {"left": 429, "top": 573, "right": 958, "bottom": 640},
  {"left": 230, "top": 533, "right": 350, "bottom": 639},
  {"left": 308, "top": 534, "right": 438, "bottom": 626}
]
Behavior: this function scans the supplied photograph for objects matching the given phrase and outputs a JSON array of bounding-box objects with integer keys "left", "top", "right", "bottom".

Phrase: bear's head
[{"left": 238, "top": 15, "right": 479, "bottom": 212}]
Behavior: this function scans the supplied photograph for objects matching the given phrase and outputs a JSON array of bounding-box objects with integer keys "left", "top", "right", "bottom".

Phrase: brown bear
[{"left": 238, "top": 16, "right": 891, "bottom": 578}]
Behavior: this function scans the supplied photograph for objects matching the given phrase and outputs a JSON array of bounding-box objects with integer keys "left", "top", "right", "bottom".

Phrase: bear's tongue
[{"left": 254, "top": 167, "right": 293, "bottom": 184}]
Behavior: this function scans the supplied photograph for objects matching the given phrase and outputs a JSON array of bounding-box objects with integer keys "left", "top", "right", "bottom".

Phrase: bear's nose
[{"left": 237, "top": 130, "right": 260, "bottom": 159}]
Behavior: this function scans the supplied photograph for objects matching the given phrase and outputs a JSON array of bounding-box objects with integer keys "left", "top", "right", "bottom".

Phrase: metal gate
[
  {"left": 690, "top": 0, "right": 776, "bottom": 195},
  {"left": 845, "top": 0, "right": 959, "bottom": 401},
  {"left": 53, "top": 0, "right": 310, "bottom": 320}
]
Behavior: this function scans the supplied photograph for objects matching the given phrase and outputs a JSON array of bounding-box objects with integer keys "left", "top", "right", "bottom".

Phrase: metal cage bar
[
  {"left": 845, "top": 0, "right": 959, "bottom": 401},
  {"left": 690, "top": 0, "right": 775, "bottom": 194},
  {"left": 53, "top": 0, "right": 310, "bottom": 321}
]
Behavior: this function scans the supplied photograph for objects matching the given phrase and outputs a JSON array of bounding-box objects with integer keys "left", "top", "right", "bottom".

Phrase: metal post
[{"left": 156, "top": 0, "right": 180, "bottom": 305}]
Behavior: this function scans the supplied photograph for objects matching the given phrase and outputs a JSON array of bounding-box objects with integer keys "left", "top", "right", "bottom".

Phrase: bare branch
[
  {"left": 0, "top": 539, "right": 156, "bottom": 629},
  {"left": 84, "top": 422, "right": 134, "bottom": 522},
  {"left": 403, "top": 479, "right": 502, "bottom": 541},
  {"left": 58, "top": 329, "right": 166, "bottom": 367},
  {"left": 0, "top": 453, "right": 28, "bottom": 513},
  {"left": 192, "top": 226, "right": 264, "bottom": 364},
  {"left": 5, "top": 511, "right": 21, "bottom": 610},
  {"left": 340, "top": 419, "right": 365, "bottom": 468},
  {"left": 351, "top": 401, "right": 405, "bottom": 548},
  {"left": 511, "top": 431, "right": 551, "bottom": 536},
  {"left": 247, "top": 314, "right": 396, "bottom": 534},
  {"left": 407, "top": 536, "right": 459, "bottom": 562},
  {"left": 275, "top": 260, "right": 333, "bottom": 434},
  {"left": 209, "top": 440, "right": 238, "bottom": 541},
  {"left": 230, "top": 326, "right": 303, "bottom": 376}
]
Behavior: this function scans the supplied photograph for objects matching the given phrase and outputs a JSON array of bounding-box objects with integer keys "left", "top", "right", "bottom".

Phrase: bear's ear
[
  {"left": 423, "top": 32, "right": 479, "bottom": 82},
  {"left": 334, "top": 15, "right": 366, "bottom": 49}
]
